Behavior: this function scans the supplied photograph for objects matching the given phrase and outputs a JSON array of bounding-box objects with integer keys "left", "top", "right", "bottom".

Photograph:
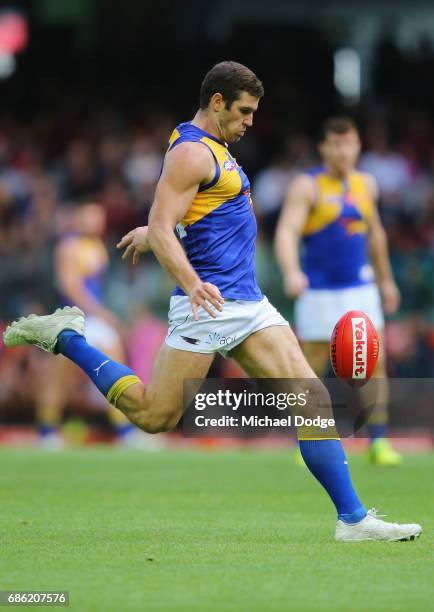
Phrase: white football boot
[
  {"left": 335, "top": 508, "right": 422, "bottom": 542},
  {"left": 3, "top": 306, "right": 85, "bottom": 354}
]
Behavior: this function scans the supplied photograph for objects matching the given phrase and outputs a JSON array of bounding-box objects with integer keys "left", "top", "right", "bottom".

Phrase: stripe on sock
[{"left": 107, "top": 375, "right": 141, "bottom": 407}]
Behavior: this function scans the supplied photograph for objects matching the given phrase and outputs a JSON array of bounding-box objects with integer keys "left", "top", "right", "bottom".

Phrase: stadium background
[{"left": 1, "top": 0, "right": 434, "bottom": 441}]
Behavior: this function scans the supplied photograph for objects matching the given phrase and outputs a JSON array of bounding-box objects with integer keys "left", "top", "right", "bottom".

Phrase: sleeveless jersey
[
  {"left": 57, "top": 235, "right": 108, "bottom": 306},
  {"left": 167, "top": 122, "right": 262, "bottom": 301},
  {"left": 301, "top": 167, "right": 375, "bottom": 289}
]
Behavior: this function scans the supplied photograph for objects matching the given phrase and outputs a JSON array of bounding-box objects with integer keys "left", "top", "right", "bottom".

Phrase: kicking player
[
  {"left": 275, "top": 117, "right": 401, "bottom": 466},
  {"left": 4, "top": 63, "right": 420, "bottom": 541}
]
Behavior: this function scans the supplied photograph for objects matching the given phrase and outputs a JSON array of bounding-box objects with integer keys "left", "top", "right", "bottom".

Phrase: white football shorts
[
  {"left": 165, "top": 295, "right": 288, "bottom": 357},
  {"left": 295, "top": 283, "right": 384, "bottom": 342}
]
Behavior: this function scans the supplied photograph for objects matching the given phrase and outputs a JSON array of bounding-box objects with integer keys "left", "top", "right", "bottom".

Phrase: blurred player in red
[{"left": 275, "top": 116, "right": 401, "bottom": 465}]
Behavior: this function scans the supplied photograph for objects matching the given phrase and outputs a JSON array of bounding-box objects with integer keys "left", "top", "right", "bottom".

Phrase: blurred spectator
[
  {"left": 53, "top": 138, "right": 103, "bottom": 202},
  {"left": 0, "top": 133, "right": 32, "bottom": 229},
  {"left": 123, "top": 131, "right": 162, "bottom": 211},
  {"left": 99, "top": 176, "right": 142, "bottom": 239},
  {"left": 98, "top": 134, "right": 127, "bottom": 181},
  {"left": 252, "top": 133, "right": 315, "bottom": 238},
  {"left": 359, "top": 121, "right": 412, "bottom": 215}
]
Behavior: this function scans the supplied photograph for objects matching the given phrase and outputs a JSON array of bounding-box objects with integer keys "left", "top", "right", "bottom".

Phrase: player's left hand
[
  {"left": 379, "top": 279, "right": 400, "bottom": 315},
  {"left": 117, "top": 226, "right": 150, "bottom": 264}
]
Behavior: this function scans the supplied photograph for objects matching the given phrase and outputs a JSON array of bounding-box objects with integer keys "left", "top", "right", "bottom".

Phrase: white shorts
[
  {"left": 85, "top": 315, "right": 120, "bottom": 352},
  {"left": 165, "top": 295, "right": 288, "bottom": 357},
  {"left": 295, "top": 283, "right": 384, "bottom": 341}
]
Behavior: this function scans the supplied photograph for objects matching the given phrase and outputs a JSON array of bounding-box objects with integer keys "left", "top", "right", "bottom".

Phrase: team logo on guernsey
[
  {"left": 351, "top": 317, "right": 367, "bottom": 379},
  {"left": 223, "top": 154, "right": 237, "bottom": 172}
]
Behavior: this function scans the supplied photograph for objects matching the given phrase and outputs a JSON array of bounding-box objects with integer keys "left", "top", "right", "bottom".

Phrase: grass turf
[{"left": 0, "top": 448, "right": 432, "bottom": 611}]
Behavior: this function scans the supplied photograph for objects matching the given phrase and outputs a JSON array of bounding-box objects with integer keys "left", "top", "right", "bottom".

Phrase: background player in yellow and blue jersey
[
  {"left": 4, "top": 64, "right": 420, "bottom": 540},
  {"left": 36, "top": 201, "right": 151, "bottom": 448},
  {"left": 275, "top": 116, "right": 401, "bottom": 465}
]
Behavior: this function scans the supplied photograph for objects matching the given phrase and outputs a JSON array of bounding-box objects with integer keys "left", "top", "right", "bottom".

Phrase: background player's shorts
[
  {"left": 85, "top": 315, "right": 120, "bottom": 353},
  {"left": 295, "top": 283, "right": 384, "bottom": 341},
  {"left": 165, "top": 295, "right": 288, "bottom": 357}
]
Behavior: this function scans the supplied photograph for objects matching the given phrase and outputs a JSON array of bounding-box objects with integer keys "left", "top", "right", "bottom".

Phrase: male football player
[
  {"left": 4, "top": 63, "right": 420, "bottom": 540},
  {"left": 275, "top": 116, "right": 401, "bottom": 465}
]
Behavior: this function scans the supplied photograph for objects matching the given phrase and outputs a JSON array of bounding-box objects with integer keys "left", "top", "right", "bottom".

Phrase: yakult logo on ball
[{"left": 352, "top": 317, "right": 367, "bottom": 378}]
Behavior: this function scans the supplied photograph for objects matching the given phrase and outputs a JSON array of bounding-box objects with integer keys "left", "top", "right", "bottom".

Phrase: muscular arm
[
  {"left": 274, "top": 174, "right": 315, "bottom": 297},
  {"left": 147, "top": 143, "right": 210, "bottom": 293},
  {"left": 364, "top": 173, "right": 400, "bottom": 314},
  {"left": 146, "top": 142, "right": 224, "bottom": 319}
]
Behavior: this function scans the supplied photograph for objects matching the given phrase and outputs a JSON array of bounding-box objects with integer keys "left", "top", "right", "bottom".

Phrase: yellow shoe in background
[
  {"left": 368, "top": 438, "right": 402, "bottom": 466},
  {"left": 294, "top": 446, "right": 306, "bottom": 467}
]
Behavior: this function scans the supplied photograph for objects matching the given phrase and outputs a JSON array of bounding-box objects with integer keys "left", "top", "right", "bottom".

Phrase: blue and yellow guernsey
[
  {"left": 168, "top": 122, "right": 262, "bottom": 301},
  {"left": 302, "top": 167, "right": 375, "bottom": 289},
  {"left": 58, "top": 235, "right": 108, "bottom": 305}
]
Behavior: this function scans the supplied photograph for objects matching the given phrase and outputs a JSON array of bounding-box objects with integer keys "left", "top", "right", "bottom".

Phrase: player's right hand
[
  {"left": 188, "top": 282, "right": 224, "bottom": 320},
  {"left": 283, "top": 270, "right": 309, "bottom": 298},
  {"left": 117, "top": 226, "right": 150, "bottom": 264}
]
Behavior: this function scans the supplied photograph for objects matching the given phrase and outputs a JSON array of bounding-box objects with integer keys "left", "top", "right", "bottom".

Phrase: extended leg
[
  {"left": 300, "top": 341, "right": 329, "bottom": 377},
  {"left": 303, "top": 336, "right": 401, "bottom": 465},
  {"left": 231, "top": 325, "right": 366, "bottom": 522},
  {"left": 3, "top": 306, "right": 214, "bottom": 434},
  {"left": 112, "top": 343, "right": 214, "bottom": 433},
  {"left": 230, "top": 325, "right": 420, "bottom": 540}
]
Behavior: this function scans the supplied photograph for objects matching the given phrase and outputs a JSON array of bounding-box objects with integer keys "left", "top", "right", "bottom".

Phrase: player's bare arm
[
  {"left": 122, "top": 142, "right": 224, "bottom": 320},
  {"left": 364, "top": 173, "right": 400, "bottom": 314},
  {"left": 274, "top": 174, "right": 315, "bottom": 298}
]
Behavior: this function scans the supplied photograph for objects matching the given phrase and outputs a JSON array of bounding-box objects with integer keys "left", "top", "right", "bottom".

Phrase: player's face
[
  {"left": 219, "top": 92, "right": 259, "bottom": 143},
  {"left": 320, "top": 130, "right": 361, "bottom": 175}
]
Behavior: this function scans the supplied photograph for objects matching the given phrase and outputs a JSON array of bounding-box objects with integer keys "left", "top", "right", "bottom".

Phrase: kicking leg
[
  {"left": 301, "top": 340, "right": 329, "bottom": 378},
  {"left": 231, "top": 325, "right": 366, "bottom": 522},
  {"left": 230, "top": 326, "right": 420, "bottom": 540},
  {"left": 304, "top": 337, "right": 401, "bottom": 465},
  {"left": 289, "top": 340, "right": 329, "bottom": 465}
]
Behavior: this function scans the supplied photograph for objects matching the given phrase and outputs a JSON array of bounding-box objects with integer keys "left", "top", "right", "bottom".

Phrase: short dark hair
[
  {"left": 320, "top": 116, "right": 359, "bottom": 141},
  {"left": 199, "top": 61, "right": 264, "bottom": 110}
]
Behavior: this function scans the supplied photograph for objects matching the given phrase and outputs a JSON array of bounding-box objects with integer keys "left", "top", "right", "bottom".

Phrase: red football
[{"left": 330, "top": 310, "right": 379, "bottom": 386}]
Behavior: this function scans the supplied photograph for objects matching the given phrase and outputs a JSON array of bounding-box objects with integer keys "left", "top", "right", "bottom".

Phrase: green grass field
[{"left": 0, "top": 448, "right": 432, "bottom": 611}]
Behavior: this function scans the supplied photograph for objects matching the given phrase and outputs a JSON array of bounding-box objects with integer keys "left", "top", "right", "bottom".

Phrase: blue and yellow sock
[
  {"left": 56, "top": 331, "right": 141, "bottom": 406},
  {"left": 368, "top": 423, "right": 387, "bottom": 442},
  {"left": 299, "top": 439, "right": 367, "bottom": 524},
  {"left": 38, "top": 423, "right": 58, "bottom": 437}
]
